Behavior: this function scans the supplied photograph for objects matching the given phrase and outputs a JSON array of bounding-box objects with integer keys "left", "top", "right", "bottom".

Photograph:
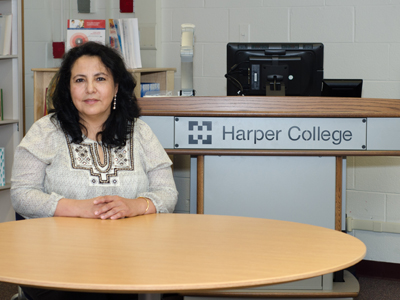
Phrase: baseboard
[{"left": 354, "top": 260, "right": 400, "bottom": 280}]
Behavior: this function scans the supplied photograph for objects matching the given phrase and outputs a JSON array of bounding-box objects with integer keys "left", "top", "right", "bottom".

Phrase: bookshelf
[
  {"left": 32, "top": 67, "right": 176, "bottom": 121},
  {"left": 0, "top": 0, "right": 23, "bottom": 222}
]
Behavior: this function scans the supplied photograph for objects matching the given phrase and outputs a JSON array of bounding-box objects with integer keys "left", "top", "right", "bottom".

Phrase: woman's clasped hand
[{"left": 60, "top": 195, "right": 153, "bottom": 220}]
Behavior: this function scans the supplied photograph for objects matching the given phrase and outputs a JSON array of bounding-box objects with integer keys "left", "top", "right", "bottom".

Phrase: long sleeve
[
  {"left": 11, "top": 116, "right": 65, "bottom": 218},
  {"left": 11, "top": 148, "right": 64, "bottom": 218}
]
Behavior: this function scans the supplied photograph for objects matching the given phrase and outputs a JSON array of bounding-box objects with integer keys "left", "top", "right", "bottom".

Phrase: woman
[{"left": 11, "top": 42, "right": 178, "bottom": 299}]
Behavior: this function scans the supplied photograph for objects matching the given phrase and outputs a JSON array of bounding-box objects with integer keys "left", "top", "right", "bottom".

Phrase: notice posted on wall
[{"left": 66, "top": 19, "right": 106, "bottom": 52}]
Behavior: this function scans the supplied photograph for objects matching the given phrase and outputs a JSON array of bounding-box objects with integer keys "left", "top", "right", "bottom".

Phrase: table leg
[
  {"left": 335, "top": 156, "right": 343, "bottom": 231},
  {"left": 197, "top": 155, "right": 204, "bottom": 214},
  {"left": 139, "top": 294, "right": 161, "bottom": 300}
]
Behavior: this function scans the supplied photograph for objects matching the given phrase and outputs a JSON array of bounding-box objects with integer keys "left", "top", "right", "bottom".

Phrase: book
[
  {"left": 114, "top": 19, "right": 126, "bottom": 59},
  {"left": 126, "top": 18, "right": 142, "bottom": 69},
  {"left": 108, "top": 18, "right": 142, "bottom": 69},
  {"left": 141, "top": 82, "right": 160, "bottom": 97},
  {"left": 0, "top": 147, "right": 4, "bottom": 187},
  {"left": 108, "top": 19, "right": 122, "bottom": 55},
  {"left": 66, "top": 19, "right": 106, "bottom": 52},
  {"left": 0, "top": 14, "right": 12, "bottom": 55}
]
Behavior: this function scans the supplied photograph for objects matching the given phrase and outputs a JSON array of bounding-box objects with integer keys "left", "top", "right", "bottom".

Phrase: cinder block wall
[
  {"left": 159, "top": 0, "right": 400, "bottom": 263},
  {"left": 24, "top": 0, "right": 400, "bottom": 263}
]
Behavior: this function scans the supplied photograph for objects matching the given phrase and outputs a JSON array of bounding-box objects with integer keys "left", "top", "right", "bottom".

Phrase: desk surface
[
  {"left": 137, "top": 96, "right": 400, "bottom": 118},
  {"left": 0, "top": 214, "right": 365, "bottom": 293}
]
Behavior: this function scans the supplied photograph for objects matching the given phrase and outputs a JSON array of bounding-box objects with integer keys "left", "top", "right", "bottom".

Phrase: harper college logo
[{"left": 188, "top": 121, "right": 212, "bottom": 145}]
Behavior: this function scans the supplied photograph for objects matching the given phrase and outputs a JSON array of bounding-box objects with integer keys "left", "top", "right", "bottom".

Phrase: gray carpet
[
  {"left": 0, "top": 282, "right": 18, "bottom": 300},
  {"left": 355, "top": 276, "right": 400, "bottom": 300}
]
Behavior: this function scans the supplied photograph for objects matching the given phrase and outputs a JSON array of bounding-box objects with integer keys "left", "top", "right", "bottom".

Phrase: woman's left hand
[{"left": 93, "top": 196, "right": 156, "bottom": 219}]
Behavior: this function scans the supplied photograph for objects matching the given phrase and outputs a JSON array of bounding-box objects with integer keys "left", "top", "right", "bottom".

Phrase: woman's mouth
[{"left": 84, "top": 99, "right": 99, "bottom": 104}]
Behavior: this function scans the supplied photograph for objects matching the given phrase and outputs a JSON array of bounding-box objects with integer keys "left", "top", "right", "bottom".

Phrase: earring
[{"left": 113, "top": 95, "right": 117, "bottom": 110}]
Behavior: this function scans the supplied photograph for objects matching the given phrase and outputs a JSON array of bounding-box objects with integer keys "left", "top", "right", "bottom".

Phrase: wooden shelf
[
  {"left": 0, "top": 119, "right": 19, "bottom": 126},
  {"left": 0, "top": 0, "right": 23, "bottom": 223},
  {"left": 32, "top": 67, "right": 176, "bottom": 122},
  {"left": 0, "top": 55, "right": 18, "bottom": 60},
  {"left": 0, "top": 183, "right": 11, "bottom": 191}
]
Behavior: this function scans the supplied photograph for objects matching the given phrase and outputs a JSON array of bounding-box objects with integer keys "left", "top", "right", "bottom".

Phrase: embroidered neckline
[{"left": 65, "top": 126, "right": 135, "bottom": 185}]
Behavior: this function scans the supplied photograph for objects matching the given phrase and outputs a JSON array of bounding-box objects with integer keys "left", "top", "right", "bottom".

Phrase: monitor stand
[{"left": 266, "top": 82, "right": 285, "bottom": 96}]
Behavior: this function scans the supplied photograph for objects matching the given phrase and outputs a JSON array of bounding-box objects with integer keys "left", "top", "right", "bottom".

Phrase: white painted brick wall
[
  {"left": 291, "top": 7, "right": 354, "bottom": 42},
  {"left": 23, "top": 0, "right": 400, "bottom": 263},
  {"left": 350, "top": 157, "right": 400, "bottom": 193},
  {"left": 160, "top": 0, "right": 400, "bottom": 263},
  {"left": 387, "top": 194, "right": 400, "bottom": 223},
  {"left": 229, "top": 8, "right": 290, "bottom": 41},
  {"left": 356, "top": 6, "right": 400, "bottom": 42},
  {"left": 347, "top": 191, "right": 386, "bottom": 221},
  {"left": 324, "top": 43, "right": 390, "bottom": 80}
]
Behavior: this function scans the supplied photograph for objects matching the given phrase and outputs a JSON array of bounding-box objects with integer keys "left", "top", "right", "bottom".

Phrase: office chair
[
  {"left": 10, "top": 213, "right": 32, "bottom": 300},
  {"left": 10, "top": 286, "right": 30, "bottom": 300},
  {"left": 15, "top": 213, "right": 25, "bottom": 221}
]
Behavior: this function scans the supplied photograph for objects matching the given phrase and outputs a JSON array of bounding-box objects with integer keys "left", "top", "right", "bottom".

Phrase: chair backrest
[
  {"left": 15, "top": 213, "right": 25, "bottom": 221},
  {"left": 12, "top": 216, "right": 33, "bottom": 300}
]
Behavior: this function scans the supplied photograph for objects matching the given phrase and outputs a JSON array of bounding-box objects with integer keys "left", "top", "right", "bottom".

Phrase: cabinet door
[{"left": 203, "top": 155, "right": 336, "bottom": 229}]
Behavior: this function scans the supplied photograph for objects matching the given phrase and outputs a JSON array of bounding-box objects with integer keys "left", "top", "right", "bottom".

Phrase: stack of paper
[
  {"left": 109, "top": 18, "right": 142, "bottom": 69},
  {"left": 141, "top": 82, "right": 160, "bottom": 97},
  {"left": 0, "top": 14, "right": 12, "bottom": 55}
]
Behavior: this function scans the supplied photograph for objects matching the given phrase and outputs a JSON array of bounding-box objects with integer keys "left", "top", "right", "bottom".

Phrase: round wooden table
[{"left": 0, "top": 214, "right": 365, "bottom": 293}]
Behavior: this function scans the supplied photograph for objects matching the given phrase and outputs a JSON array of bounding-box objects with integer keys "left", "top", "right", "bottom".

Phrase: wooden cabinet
[
  {"left": 0, "top": 0, "right": 23, "bottom": 222},
  {"left": 32, "top": 67, "right": 176, "bottom": 122}
]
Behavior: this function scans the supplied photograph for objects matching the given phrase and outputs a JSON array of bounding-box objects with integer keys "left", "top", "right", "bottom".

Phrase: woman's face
[{"left": 70, "top": 55, "right": 118, "bottom": 124}]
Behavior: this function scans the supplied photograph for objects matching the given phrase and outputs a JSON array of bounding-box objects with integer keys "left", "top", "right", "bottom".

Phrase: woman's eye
[
  {"left": 97, "top": 77, "right": 106, "bottom": 81},
  {"left": 75, "top": 78, "right": 84, "bottom": 83}
]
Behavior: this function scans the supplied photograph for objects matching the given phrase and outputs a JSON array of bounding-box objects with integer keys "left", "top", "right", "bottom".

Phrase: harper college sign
[{"left": 174, "top": 117, "right": 366, "bottom": 150}]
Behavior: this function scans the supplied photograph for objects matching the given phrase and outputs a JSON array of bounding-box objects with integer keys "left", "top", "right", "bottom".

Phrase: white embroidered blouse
[{"left": 11, "top": 114, "right": 178, "bottom": 219}]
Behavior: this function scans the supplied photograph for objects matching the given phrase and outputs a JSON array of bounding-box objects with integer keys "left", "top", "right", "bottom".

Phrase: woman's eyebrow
[
  {"left": 71, "top": 72, "right": 109, "bottom": 79},
  {"left": 94, "top": 72, "right": 109, "bottom": 77}
]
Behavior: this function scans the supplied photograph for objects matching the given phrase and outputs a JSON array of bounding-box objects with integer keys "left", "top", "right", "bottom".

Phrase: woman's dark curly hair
[{"left": 49, "top": 41, "right": 141, "bottom": 147}]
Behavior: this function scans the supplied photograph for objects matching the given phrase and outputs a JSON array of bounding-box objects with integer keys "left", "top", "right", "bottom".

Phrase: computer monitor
[
  {"left": 226, "top": 43, "right": 324, "bottom": 96},
  {"left": 321, "top": 79, "right": 363, "bottom": 98}
]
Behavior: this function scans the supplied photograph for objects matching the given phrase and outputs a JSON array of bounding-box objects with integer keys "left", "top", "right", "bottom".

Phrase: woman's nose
[{"left": 86, "top": 80, "right": 96, "bottom": 93}]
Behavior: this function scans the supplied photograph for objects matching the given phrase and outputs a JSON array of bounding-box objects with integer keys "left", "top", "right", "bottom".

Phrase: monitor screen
[
  {"left": 226, "top": 43, "right": 324, "bottom": 96},
  {"left": 321, "top": 79, "right": 363, "bottom": 98}
]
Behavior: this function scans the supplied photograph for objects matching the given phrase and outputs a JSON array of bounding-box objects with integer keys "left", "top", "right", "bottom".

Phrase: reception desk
[
  {"left": 139, "top": 96, "right": 400, "bottom": 226},
  {"left": 137, "top": 96, "right": 400, "bottom": 298}
]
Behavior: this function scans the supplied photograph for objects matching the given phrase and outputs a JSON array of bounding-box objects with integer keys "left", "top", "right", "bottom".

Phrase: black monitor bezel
[
  {"left": 226, "top": 43, "right": 324, "bottom": 96},
  {"left": 321, "top": 79, "right": 363, "bottom": 98}
]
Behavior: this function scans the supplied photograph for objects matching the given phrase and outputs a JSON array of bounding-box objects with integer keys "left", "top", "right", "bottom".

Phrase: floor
[
  {"left": 0, "top": 282, "right": 18, "bottom": 300},
  {"left": 355, "top": 276, "right": 400, "bottom": 300},
  {"left": 1, "top": 276, "right": 399, "bottom": 300}
]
